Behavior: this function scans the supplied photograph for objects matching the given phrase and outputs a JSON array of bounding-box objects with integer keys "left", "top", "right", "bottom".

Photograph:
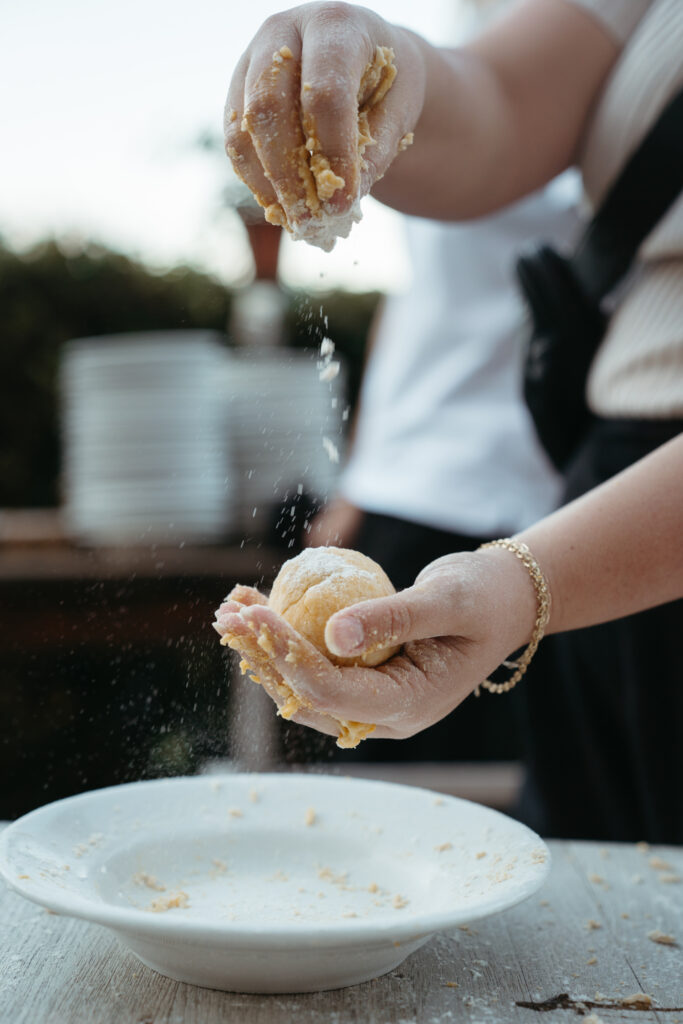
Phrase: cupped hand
[
  {"left": 214, "top": 584, "right": 348, "bottom": 739},
  {"left": 224, "top": 2, "right": 425, "bottom": 237},
  {"left": 213, "top": 550, "right": 538, "bottom": 743}
]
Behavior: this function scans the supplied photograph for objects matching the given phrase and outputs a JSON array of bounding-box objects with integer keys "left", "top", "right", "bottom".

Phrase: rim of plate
[{"left": 0, "top": 774, "right": 550, "bottom": 950}]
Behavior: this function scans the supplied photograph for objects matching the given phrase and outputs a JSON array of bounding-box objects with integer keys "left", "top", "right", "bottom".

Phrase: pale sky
[{"left": 0, "top": 0, "right": 464, "bottom": 292}]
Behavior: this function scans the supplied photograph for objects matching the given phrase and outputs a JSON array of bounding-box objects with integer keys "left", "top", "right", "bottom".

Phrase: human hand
[
  {"left": 305, "top": 496, "right": 363, "bottom": 548},
  {"left": 224, "top": 2, "right": 424, "bottom": 247},
  {"left": 214, "top": 583, "right": 354, "bottom": 742},
  {"left": 213, "top": 549, "right": 539, "bottom": 744}
]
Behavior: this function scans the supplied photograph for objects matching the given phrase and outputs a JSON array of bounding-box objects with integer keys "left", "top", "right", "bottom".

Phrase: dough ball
[{"left": 269, "top": 546, "right": 400, "bottom": 667}]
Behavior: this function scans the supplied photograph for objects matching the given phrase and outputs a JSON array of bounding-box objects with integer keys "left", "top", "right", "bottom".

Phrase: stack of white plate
[
  {"left": 221, "top": 349, "right": 346, "bottom": 536},
  {"left": 60, "top": 332, "right": 234, "bottom": 544}
]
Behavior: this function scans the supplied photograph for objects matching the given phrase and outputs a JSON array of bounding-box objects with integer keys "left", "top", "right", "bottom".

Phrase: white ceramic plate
[{"left": 0, "top": 774, "right": 549, "bottom": 994}]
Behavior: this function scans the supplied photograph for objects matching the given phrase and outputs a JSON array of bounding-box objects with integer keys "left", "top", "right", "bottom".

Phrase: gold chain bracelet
[{"left": 476, "top": 539, "right": 551, "bottom": 694}]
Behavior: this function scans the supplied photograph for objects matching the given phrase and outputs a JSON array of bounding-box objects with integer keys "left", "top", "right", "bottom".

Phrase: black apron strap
[{"left": 571, "top": 85, "right": 683, "bottom": 303}]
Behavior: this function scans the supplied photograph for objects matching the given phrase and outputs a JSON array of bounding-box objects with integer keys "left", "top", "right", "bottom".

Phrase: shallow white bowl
[{"left": 0, "top": 774, "right": 549, "bottom": 994}]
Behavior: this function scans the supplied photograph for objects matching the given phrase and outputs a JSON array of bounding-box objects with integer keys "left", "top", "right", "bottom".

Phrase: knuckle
[
  {"left": 304, "top": 77, "right": 352, "bottom": 122},
  {"left": 313, "top": 2, "right": 356, "bottom": 26},
  {"left": 265, "top": 168, "right": 291, "bottom": 199},
  {"left": 377, "top": 600, "right": 413, "bottom": 644},
  {"left": 223, "top": 103, "right": 241, "bottom": 135},
  {"left": 224, "top": 123, "right": 250, "bottom": 169},
  {"left": 243, "top": 92, "right": 278, "bottom": 128},
  {"left": 360, "top": 151, "right": 381, "bottom": 183},
  {"left": 224, "top": 109, "right": 242, "bottom": 142},
  {"left": 260, "top": 10, "right": 293, "bottom": 35},
  {"left": 224, "top": 135, "right": 244, "bottom": 166}
]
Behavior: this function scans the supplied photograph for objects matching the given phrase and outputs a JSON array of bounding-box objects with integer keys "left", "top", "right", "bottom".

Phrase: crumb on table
[
  {"left": 620, "top": 993, "right": 652, "bottom": 1009},
  {"left": 648, "top": 855, "right": 673, "bottom": 871},
  {"left": 648, "top": 929, "right": 677, "bottom": 946}
]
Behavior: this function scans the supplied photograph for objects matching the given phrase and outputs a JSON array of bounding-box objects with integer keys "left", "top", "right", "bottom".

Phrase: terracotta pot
[{"left": 245, "top": 221, "right": 282, "bottom": 281}]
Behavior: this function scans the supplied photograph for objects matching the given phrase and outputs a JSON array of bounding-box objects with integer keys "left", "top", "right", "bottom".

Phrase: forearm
[
  {"left": 515, "top": 435, "right": 683, "bottom": 635},
  {"left": 370, "top": 42, "right": 517, "bottom": 219},
  {"left": 227, "top": 0, "right": 620, "bottom": 234},
  {"left": 373, "top": 0, "right": 620, "bottom": 219}
]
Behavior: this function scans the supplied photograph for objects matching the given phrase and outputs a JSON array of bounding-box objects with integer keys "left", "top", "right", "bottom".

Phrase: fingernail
[{"left": 326, "top": 615, "right": 364, "bottom": 656}]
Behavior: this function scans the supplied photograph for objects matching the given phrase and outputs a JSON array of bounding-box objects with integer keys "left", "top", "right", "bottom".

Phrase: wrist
[
  {"left": 513, "top": 530, "right": 561, "bottom": 636},
  {"left": 476, "top": 541, "right": 550, "bottom": 653},
  {"left": 469, "top": 539, "right": 552, "bottom": 695}
]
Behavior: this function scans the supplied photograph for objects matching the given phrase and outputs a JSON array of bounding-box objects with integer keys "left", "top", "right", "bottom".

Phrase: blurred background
[{"left": 0, "top": 0, "right": 523, "bottom": 819}]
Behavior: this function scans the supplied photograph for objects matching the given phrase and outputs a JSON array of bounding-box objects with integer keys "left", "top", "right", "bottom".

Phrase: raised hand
[{"left": 224, "top": 2, "right": 424, "bottom": 247}]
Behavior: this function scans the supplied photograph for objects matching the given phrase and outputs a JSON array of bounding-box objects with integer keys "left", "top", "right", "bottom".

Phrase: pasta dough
[
  {"left": 269, "top": 546, "right": 400, "bottom": 668},
  {"left": 268, "top": 546, "right": 400, "bottom": 749},
  {"left": 219, "top": 547, "right": 400, "bottom": 748}
]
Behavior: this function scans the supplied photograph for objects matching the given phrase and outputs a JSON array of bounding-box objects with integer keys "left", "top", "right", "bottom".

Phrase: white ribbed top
[{"left": 571, "top": 0, "right": 683, "bottom": 417}]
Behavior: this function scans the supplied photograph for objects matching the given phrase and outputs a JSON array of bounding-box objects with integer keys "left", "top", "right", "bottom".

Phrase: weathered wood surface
[{"left": 1, "top": 835, "right": 681, "bottom": 1024}]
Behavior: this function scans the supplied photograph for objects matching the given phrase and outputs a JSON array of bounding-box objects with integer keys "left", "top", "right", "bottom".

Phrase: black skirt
[{"left": 518, "top": 417, "right": 683, "bottom": 843}]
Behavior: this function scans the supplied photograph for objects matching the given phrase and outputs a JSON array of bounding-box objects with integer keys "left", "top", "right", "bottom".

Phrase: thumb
[{"left": 324, "top": 582, "right": 459, "bottom": 659}]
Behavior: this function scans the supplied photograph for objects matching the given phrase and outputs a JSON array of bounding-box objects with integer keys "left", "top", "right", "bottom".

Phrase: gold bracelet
[{"left": 476, "top": 539, "right": 551, "bottom": 694}]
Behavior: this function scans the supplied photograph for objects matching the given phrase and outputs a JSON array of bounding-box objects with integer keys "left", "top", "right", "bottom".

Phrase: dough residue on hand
[
  {"left": 241, "top": 45, "right": 399, "bottom": 250},
  {"left": 217, "top": 546, "right": 400, "bottom": 748}
]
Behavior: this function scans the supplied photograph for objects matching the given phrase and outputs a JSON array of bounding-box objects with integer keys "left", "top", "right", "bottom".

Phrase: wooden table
[{"left": 2, "top": 830, "right": 681, "bottom": 1024}]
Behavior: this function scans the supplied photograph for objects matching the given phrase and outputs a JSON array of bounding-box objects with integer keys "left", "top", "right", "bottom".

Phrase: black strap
[{"left": 571, "top": 85, "right": 683, "bottom": 304}]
